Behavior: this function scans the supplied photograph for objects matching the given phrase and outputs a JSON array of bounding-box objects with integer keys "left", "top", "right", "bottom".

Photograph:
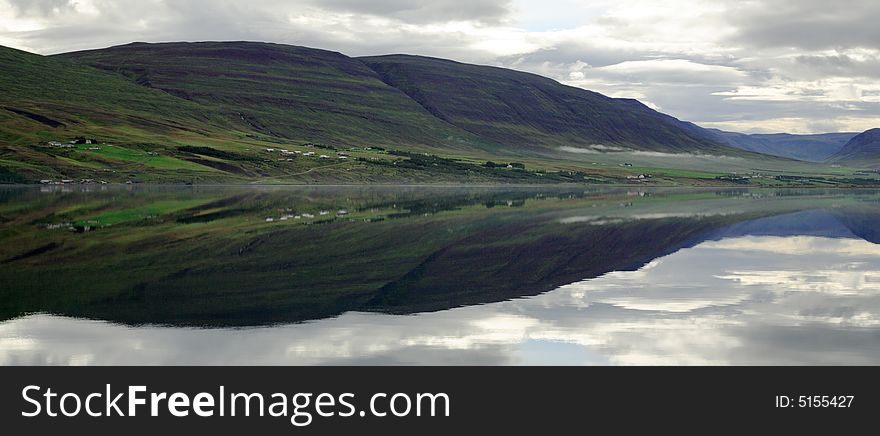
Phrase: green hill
[
  {"left": 56, "top": 42, "right": 492, "bottom": 153},
  {"left": 0, "top": 44, "right": 249, "bottom": 182},
  {"left": 0, "top": 44, "right": 222, "bottom": 137}
]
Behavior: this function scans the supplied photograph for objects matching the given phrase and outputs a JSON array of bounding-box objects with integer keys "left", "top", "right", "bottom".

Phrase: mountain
[
  {"left": 0, "top": 41, "right": 855, "bottom": 185},
  {"left": 60, "top": 44, "right": 737, "bottom": 155},
  {"left": 703, "top": 130, "right": 855, "bottom": 162},
  {"left": 55, "top": 41, "right": 490, "bottom": 153},
  {"left": 358, "top": 54, "right": 735, "bottom": 154},
  {"left": 829, "top": 128, "right": 880, "bottom": 165}
]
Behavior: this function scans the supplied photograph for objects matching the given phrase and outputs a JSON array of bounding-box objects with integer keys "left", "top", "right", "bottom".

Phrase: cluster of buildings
[
  {"left": 39, "top": 179, "right": 107, "bottom": 185},
  {"left": 625, "top": 174, "right": 653, "bottom": 180},
  {"left": 264, "top": 209, "right": 350, "bottom": 223},
  {"left": 47, "top": 138, "right": 100, "bottom": 148},
  {"left": 264, "top": 148, "right": 351, "bottom": 160},
  {"left": 47, "top": 141, "right": 74, "bottom": 148}
]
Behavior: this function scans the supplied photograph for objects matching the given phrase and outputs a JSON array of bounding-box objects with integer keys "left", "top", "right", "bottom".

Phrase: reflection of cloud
[
  {"left": 596, "top": 295, "right": 750, "bottom": 313},
  {"left": 2, "top": 236, "right": 880, "bottom": 365},
  {"left": 532, "top": 317, "right": 745, "bottom": 365},
  {"left": 703, "top": 236, "right": 880, "bottom": 256},
  {"left": 716, "top": 269, "right": 880, "bottom": 295},
  {"left": 559, "top": 212, "right": 734, "bottom": 224}
]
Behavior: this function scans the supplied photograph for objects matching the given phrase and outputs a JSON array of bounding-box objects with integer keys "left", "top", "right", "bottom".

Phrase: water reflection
[{"left": 1, "top": 187, "right": 879, "bottom": 364}]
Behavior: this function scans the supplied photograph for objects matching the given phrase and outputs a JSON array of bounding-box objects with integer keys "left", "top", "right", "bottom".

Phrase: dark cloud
[
  {"left": 791, "top": 54, "right": 880, "bottom": 79},
  {"left": 6, "top": 0, "right": 74, "bottom": 16},
  {"left": 727, "top": 0, "right": 880, "bottom": 50},
  {"left": 310, "top": 0, "right": 512, "bottom": 24}
]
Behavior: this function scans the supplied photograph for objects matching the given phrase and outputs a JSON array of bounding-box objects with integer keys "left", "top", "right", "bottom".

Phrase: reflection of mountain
[
  {"left": 7, "top": 230, "right": 880, "bottom": 365},
  {"left": 2, "top": 188, "right": 879, "bottom": 327},
  {"left": 6, "top": 210, "right": 746, "bottom": 326},
  {"left": 707, "top": 209, "right": 880, "bottom": 244},
  {"left": 368, "top": 219, "right": 732, "bottom": 313},
  {"left": 835, "top": 211, "right": 880, "bottom": 244},
  {"left": 706, "top": 210, "right": 859, "bottom": 239},
  {"left": 368, "top": 208, "right": 880, "bottom": 314}
]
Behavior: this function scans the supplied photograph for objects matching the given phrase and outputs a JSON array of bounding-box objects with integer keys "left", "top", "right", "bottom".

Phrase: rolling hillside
[
  {"left": 56, "top": 42, "right": 492, "bottom": 153},
  {"left": 0, "top": 44, "right": 245, "bottom": 182},
  {"left": 0, "top": 45, "right": 223, "bottom": 139},
  {"left": 829, "top": 128, "right": 880, "bottom": 166}
]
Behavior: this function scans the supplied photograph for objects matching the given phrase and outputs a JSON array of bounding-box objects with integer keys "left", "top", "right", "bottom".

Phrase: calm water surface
[{"left": 1, "top": 186, "right": 878, "bottom": 365}]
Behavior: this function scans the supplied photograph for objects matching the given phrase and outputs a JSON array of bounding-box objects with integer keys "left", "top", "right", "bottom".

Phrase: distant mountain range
[
  {"left": 1, "top": 40, "right": 878, "bottom": 183},
  {"left": 702, "top": 130, "right": 857, "bottom": 162}
]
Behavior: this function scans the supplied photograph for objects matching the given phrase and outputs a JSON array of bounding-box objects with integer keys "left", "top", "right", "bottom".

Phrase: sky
[{"left": 1, "top": 0, "right": 878, "bottom": 134}]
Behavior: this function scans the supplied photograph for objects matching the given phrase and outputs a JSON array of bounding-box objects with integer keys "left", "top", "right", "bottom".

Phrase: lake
[{"left": 1, "top": 186, "right": 879, "bottom": 364}]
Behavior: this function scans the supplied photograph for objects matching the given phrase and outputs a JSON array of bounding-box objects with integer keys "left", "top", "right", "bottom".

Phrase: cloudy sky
[{"left": 1, "top": 0, "right": 878, "bottom": 134}]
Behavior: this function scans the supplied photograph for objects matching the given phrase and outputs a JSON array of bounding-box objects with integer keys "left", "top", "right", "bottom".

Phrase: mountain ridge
[
  {"left": 359, "top": 53, "right": 735, "bottom": 155},
  {"left": 55, "top": 41, "right": 494, "bottom": 153}
]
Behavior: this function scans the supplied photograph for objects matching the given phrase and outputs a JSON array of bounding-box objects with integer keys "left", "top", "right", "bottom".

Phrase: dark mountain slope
[
  {"left": 56, "top": 42, "right": 494, "bottom": 152},
  {"left": 359, "top": 54, "right": 738, "bottom": 154},
  {"left": 829, "top": 128, "right": 880, "bottom": 165},
  {"left": 367, "top": 217, "right": 731, "bottom": 313}
]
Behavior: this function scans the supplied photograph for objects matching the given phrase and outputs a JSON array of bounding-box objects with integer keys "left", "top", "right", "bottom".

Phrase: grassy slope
[
  {"left": 56, "top": 42, "right": 494, "bottom": 153},
  {"left": 0, "top": 45, "right": 242, "bottom": 180},
  {"left": 0, "top": 43, "right": 526, "bottom": 184},
  {"left": 0, "top": 44, "right": 301, "bottom": 182}
]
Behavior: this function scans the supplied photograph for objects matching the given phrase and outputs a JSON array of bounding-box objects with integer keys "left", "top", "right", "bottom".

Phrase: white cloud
[
  {"left": 703, "top": 236, "right": 880, "bottom": 256},
  {"left": 597, "top": 59, "right": 747, "bottom": 84},
  {"left": 701, "top": 117, "right": 880, "bottom": 135}
]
